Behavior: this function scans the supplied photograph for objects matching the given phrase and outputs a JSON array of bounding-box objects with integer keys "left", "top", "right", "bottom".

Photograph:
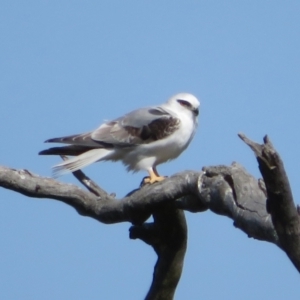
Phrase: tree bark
[
  {"left": 1, "top": 134, "right": 299, "bottom": 298},
  {"left": 130, "top": 203, "right": 187, "bottom": 300},
  {"left": 239, "top": 133, "right": 300, "bottom": 270}
]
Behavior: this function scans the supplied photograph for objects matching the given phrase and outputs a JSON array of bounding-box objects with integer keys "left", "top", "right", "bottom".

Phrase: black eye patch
[{"left": 177, "top": 99, "right": 192, "bottom": 108}]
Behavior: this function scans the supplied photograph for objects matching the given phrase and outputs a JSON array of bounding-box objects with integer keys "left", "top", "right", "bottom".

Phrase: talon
[
  {"left": 143, "top": 168, "right": 166, "bottom": 184},
  {"left": 143, "top": 176, "right": 165, "bottom": 184}
]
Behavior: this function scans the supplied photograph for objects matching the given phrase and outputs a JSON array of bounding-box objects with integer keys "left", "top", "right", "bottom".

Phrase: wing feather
[
  {"left": 43, "top": 106, "right": 181, "bottom": 149},
  {"left": 91, "top": 107, "right": 180, "bottom": 146}
]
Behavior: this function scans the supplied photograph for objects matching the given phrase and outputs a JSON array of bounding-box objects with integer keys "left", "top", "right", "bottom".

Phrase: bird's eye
[{"left": 177, "top": 99, "right": 192, "bottom": 108}]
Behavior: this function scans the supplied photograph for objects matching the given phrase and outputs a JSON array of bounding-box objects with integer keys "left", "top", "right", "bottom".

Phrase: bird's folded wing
[
  {"left": 42, "top": 106, "right": 181, "bottom": 149},
  {"left": 44, "top": 132, "right": 107, "bottom": 147},
  {"left": 91, "top": 106, "right": 181, "bottom": 146}
]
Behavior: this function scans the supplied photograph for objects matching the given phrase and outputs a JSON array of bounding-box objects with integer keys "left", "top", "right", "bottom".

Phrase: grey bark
[
  {"left": 239, "top": 134, "right": 300, "bottom": 270},
  {"left": 1, "top": 134, "right": 299, "bottom": 299}
]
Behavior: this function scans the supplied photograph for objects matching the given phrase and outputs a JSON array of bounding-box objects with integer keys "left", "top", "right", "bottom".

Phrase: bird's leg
[
  {"left": 143, "top": 167, "right": 165, "bottom": 184},
  {"left": 153, "top": 167, "right": 160, "bottom": 177}
]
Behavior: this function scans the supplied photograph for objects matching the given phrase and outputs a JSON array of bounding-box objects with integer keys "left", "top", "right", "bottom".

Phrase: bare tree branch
[
  {"left": 199, "top": 163, "right": 278, "bottom": 244},
  {"left": 239, "top": 133, "right": 300, "bottom": 271},
  {"left": 130, "top": 203, "right": 187, "bottom": 300},
  {"left": 0, "top": 163, "right": 277, "bottom": 241},
  {"left": 0, "top": 163, "right": 277, "bottom": 239},
  {"left": 0, "top": 166, "right": 200, "bottom": 225},
  {"left": 2, "top": 132, "right": 299, "bottom": 298}
]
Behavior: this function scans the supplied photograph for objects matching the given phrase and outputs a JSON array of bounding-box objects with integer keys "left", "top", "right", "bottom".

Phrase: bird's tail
[
  {"left": 39, "top": 145, "right": 96, "bottom": 156},
  {"left": 52, "top": 148, "right": 113, "bottom": 177}
]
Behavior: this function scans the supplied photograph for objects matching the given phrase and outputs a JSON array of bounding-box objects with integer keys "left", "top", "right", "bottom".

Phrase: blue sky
[{"left": 1, "top": 1, "right": 300, "bottom": 299}]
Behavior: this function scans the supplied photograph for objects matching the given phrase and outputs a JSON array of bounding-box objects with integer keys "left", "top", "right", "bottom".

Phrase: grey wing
[{"left": 91, "top": 106, "right": 181, "bottom": 146}]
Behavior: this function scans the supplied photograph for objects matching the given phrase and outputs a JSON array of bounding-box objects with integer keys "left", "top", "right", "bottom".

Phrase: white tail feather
[{"left": 52, "top": 148, "right": 113, "bottom": 177}]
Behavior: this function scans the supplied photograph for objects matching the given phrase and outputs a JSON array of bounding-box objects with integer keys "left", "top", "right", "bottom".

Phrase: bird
[{"left": 39, "top": 93, "right": 200, "bottom": 184}]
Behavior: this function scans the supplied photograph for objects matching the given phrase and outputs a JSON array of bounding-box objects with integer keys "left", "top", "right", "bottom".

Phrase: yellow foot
[
  {"left": 141, "top": 168, "right": 166, "bottom": 185},
  {"left": 143, "top": 175, "right": 165, "bottom": 184}
]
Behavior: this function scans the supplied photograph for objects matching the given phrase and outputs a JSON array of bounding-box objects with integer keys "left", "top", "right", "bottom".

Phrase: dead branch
[
  {"left": 239, "top": 133, "right": 300, "bottom": 271},
  {"left": 130, "top": 203, "right": 187, "bottom": 300},
  {"left": 2, "top": 133, "right": 299, "bottom": 297}
]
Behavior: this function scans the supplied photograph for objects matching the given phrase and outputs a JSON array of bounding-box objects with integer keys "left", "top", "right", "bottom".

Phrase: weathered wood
[
  {"left": 239, "top": 133, "right": 300, "bottom": 271},
  {"left": 0, "top": 165, "right": 276, "bottom": 243},
  {"left": 130, "top": 204, "right": 187, "bottom": 300},
  {"left": 1, "top": 132, "right": 299, "bottom": 297}
]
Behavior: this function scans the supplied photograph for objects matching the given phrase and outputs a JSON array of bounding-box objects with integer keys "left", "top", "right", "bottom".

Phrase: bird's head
[{"left": 167, "top": 93, "right": 200, "bottom": 117}]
